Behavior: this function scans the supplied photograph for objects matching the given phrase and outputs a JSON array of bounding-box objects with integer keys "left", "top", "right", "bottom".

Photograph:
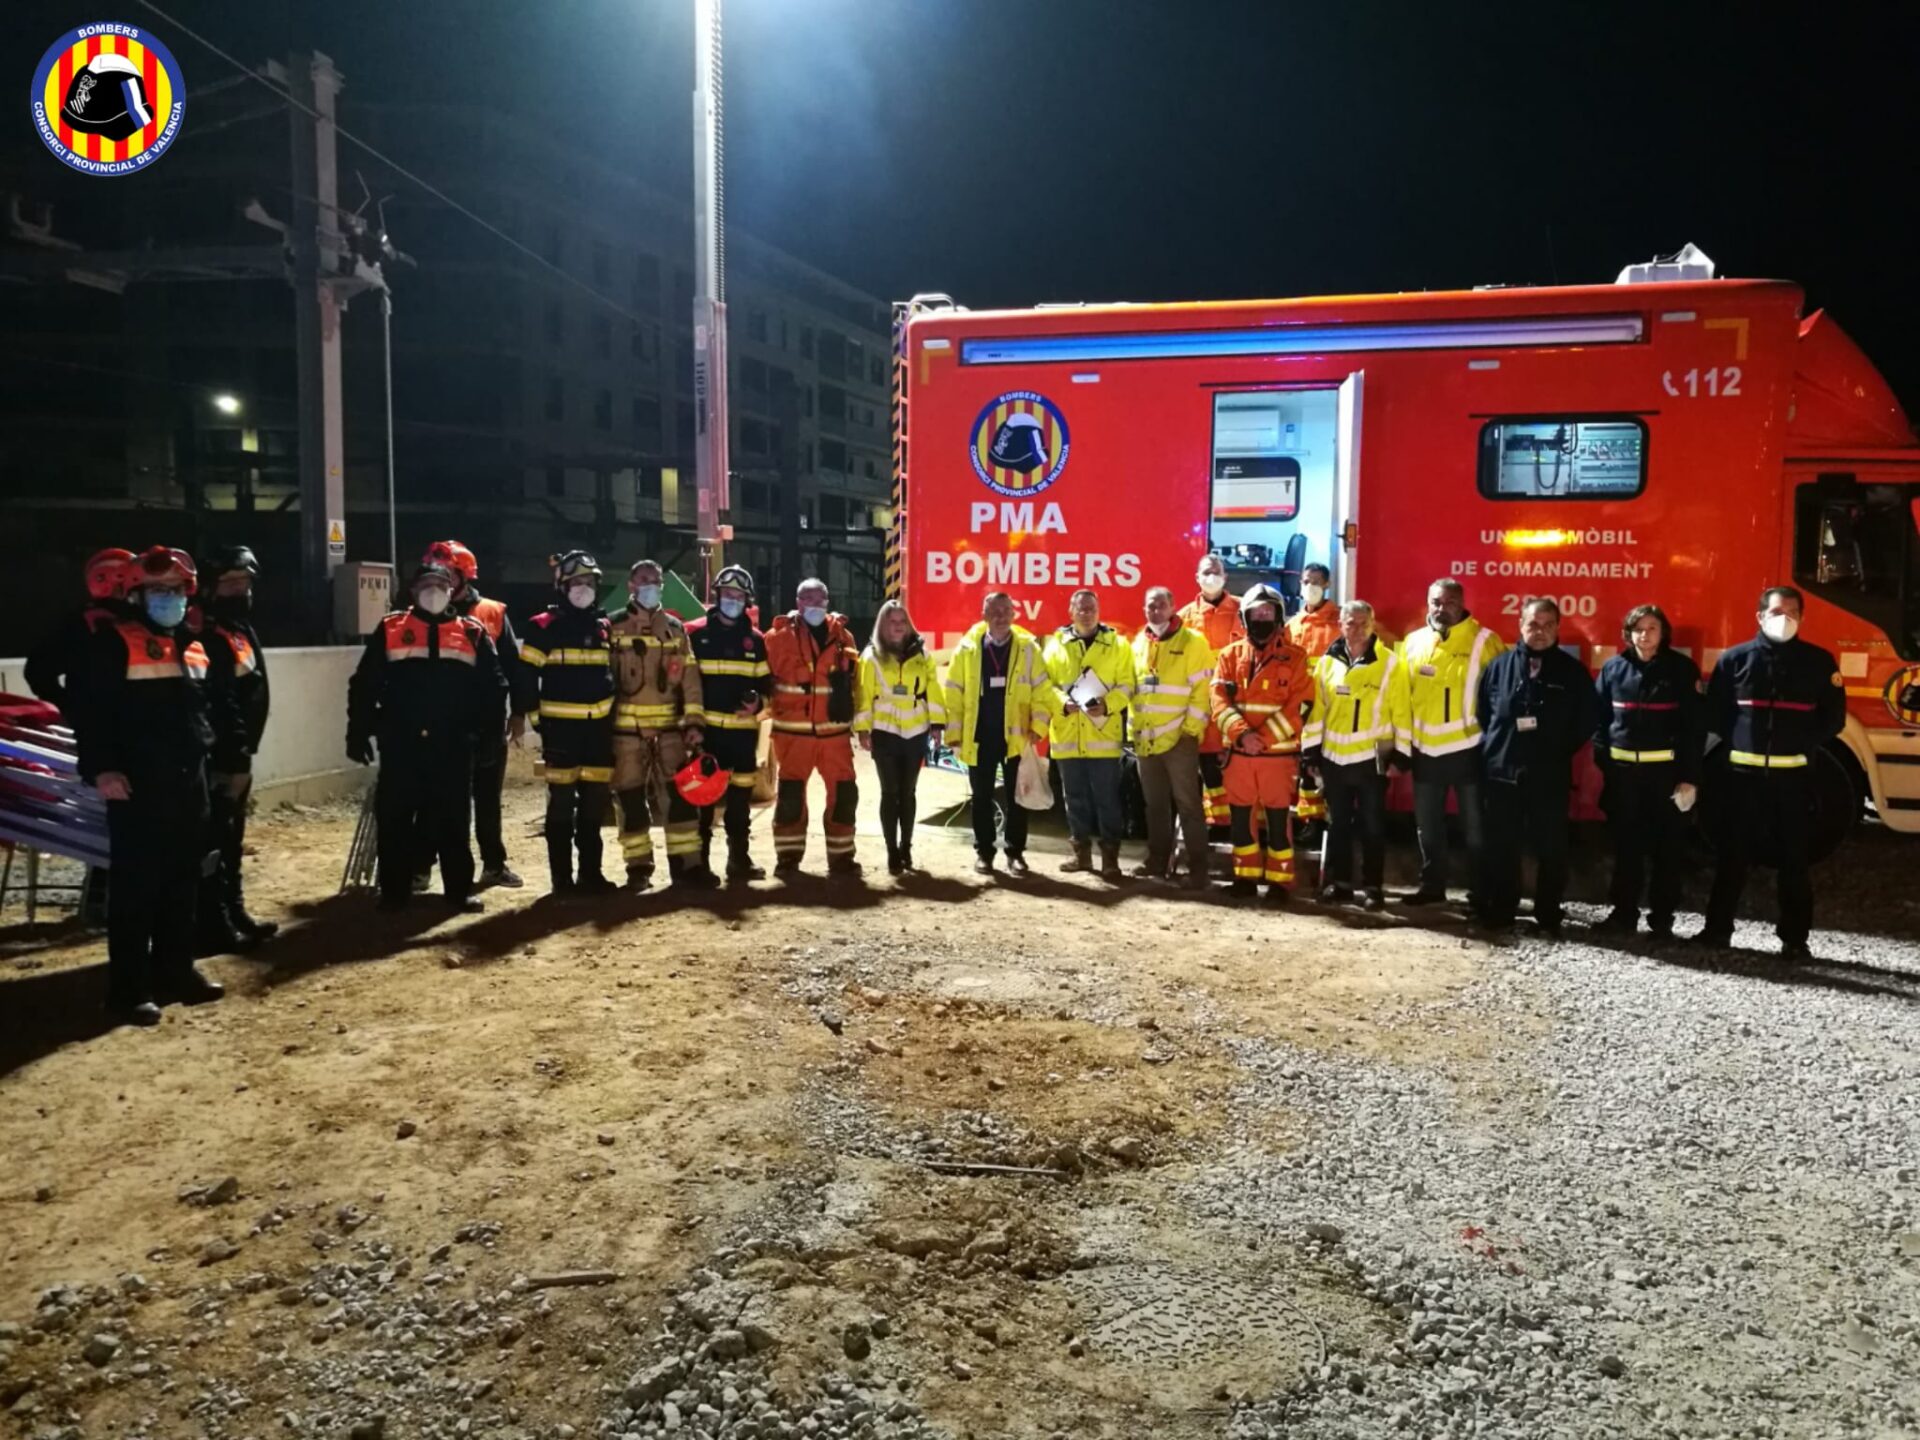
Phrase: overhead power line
[{"left": 133, "top": 0, "right": 651, "bottom": 327}]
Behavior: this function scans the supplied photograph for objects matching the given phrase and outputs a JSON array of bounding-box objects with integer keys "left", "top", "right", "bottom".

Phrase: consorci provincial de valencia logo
[
  {"left": 31, "top": 22, "right": 183, "bottom": 176},
  {"left": 969, "top": 390, "right": 1070, "bottom": 498}
]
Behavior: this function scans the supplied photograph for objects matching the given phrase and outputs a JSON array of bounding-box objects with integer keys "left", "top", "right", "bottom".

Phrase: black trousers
[
  {"left": 541, "top": 728, "right": 612, "bottom": 888},
  {"left": 1705, "top": 769, "right": 1813, "bottom": 945},
  {"left": 378, "top": 739, "right": 474, "bottom": 904},
  {"left": 969, "top": 737, "right": 1026, "bottom": 859},
  {"left": 1483, "top": 773, "right": 1572, "bottom": 926},
  {"left": 1603, "top": 763, "right": 1687, "bottom": 928},
  {"left": 1321, "top": 762, "right": 1387, "bottom": 890},
  {"left": 199, "top": 767, "right": 252, "bottom": 925},
  {"left": 871, "top": 731, "right": 927, "bottom": 858},
  {"left": 107, "top": 764, "right": 209, "bottom": 1004},
  {"left": 697, "top": 728, "right": 758, "bottom": 863},
  {"left": 472, "top": 739, "right": 508, "bottom": 869}
]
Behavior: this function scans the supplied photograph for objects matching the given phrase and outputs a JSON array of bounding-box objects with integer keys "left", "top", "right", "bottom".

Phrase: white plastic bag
[{"left": 1014, "top": 748, "right": 1055, "bottom": 811}]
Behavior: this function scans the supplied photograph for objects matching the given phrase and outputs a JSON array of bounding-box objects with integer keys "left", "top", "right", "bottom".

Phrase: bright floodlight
[{"left": 213, "top": 393, "right": 242, "bottom": 415}]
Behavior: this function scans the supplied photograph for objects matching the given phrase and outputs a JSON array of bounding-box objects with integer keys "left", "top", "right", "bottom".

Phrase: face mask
[
  {"left": 1302, "top": 583, "right": 1327, "bottom": 607},
  {"left": 210, "top": 591, "right": 253, "bottom": 618},
  {"left": 417, "top": 587, "right": 451, "bottom": 616},
  {"left": 802, "top": 605, "right": 828, "bottom": 627},
  {"left": 568, "top": 583, "right": 598, "bottom": 610},
  {"left": 144, "top": 592, "right": 188, "bottom": 628},
  {"left": 718, "top": 597, "right": 745, "bottom": 620},
  {"left": 633, "top": 584, "right": 662, "bottom": 610},
  {"left": 1247, "top": 620, "right": 1278, "bottom": 645},
  {"left": 1199, "top": 573, "right": 1226, "bottom": 597},
  {"left": 1762, "top": 613, "right": 1799, "bottom": 643},
  {"left": 1147, "top": 618, "right": 1173, "bottom": 637}
]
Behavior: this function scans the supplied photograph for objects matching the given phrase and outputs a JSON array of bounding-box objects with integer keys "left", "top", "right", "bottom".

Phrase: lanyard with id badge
[{"left": 986, "top": 638, "right": 1010, "bottom": 690}]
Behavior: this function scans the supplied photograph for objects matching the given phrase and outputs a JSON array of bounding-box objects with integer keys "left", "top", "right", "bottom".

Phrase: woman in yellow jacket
[
  {"left": 853, "top": 600, "right": 946, "bottom": 874},
  {"left": 941, "top": 593, "right": 1054, "bottom": 874}
]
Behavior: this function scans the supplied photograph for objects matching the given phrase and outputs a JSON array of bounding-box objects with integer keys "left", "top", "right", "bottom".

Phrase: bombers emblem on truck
[{"left": 969, "top": 391, "right": 1070, "bottom": 498}]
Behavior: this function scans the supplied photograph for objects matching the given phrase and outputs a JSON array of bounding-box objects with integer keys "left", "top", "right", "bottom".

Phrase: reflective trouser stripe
[
  {"left": 1730, "top": 750, "right": 1807, "bottom": 768},
  {"left": 620, "top": 830, "right": 655, "bottom": 861},
  {"left": 1205, "top": 785, "right": 1229, "bottom": 826},
  {"left": 1265, "top": 846, "right": 1296, "bottom": 886},
  {"left": 1610, "top": 747, "right": 1676, "bottom": 763},
  {"left": 1295, "top": 782, "right": 1327, "bottom": 821},
  {"left": 1232, "top": 842, "right": 1263, "bottom": 880},
  {"left": 665, "top": 826, "right": 702, "bottom": 856},
  {"left": 545, "top": 765, "right": 613, "bottom": 785}
]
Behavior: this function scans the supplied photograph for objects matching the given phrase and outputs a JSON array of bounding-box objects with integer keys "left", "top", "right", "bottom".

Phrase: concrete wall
[{"left": 0, "top": 645, "right": 368, "bottom": 805}]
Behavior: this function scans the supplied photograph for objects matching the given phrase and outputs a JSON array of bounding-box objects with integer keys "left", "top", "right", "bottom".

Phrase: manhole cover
[{"left": 1058, "top": 1262, "right": 1325, "bottom": 1402}]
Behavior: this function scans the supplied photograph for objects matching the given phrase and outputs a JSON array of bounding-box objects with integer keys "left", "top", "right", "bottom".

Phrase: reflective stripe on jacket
[
  {"left": 1593, "top": 649, "right": 1701, "bottom": 779},
  {"left": 1303, "top": 636, "right": 1398, "bottom": 765},
  {"left": 1392, "top": 616, "right": 1506, "bottom": 757},
  {"left": 118, "top": 621, "right": 210, "bottom": 682},
  {"left": 609, "top": 604, "right": 701, "bottom": 733},
  {"left": 1042, "top": 625, "right": 1135, "bottom": 760},
  {"left": 765, "top": 612, "right": 861, "bottom": 736},
  {"left": 941, "top": 622, "right": 1052, "bottom": 766},
  {"left": 1210, "top": 634, "right": 1316, "bottom": 753},
  {"left": 686, "top": 613, "right": 772, "bottom": 730},
  {"left": 1707, "top": 633, "right": 1845, "bottom": 772},
  {"left": 1129, "top": 623, "right": 1214, "bottom": 758},
  {"left": 521, "top": 607, "right": 615, "bottom": 725},
  {"left": 1180, "top": 592, "right": 1243, "bottom": 754},
  {"left": 853, "top": 646, "right": 946, "bottom": 739}
]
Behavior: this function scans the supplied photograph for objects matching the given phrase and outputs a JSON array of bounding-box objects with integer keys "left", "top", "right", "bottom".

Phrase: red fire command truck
[{"left": 889, "top": 250, "right": 1920, "bottom": 852}]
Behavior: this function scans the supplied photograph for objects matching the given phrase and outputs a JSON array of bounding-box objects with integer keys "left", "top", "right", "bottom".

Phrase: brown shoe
[
  {"left": 1059, "top": 842, "right": 1093, "bottom": 874},
  {"left": 1099, "top": 845, "right": 1124, "bottom": 882}
]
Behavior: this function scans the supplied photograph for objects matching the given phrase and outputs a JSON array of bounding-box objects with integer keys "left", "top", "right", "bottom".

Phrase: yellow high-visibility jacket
[
  {"left": 1391, "top": 616, "right": 1506, "bottom": 758},
  {"left": 1042, "top": 624, "right": 1135, "bottom": 760},
  {"left": 1302, "top": 636, "right": 1400, "bottom": 766},
  {"left": 1128, "top": 622, "right": 1214, "bottom": 758},
  {"left": 852, "top": 645, "right": 946, "bottom": 739},
  {"left": 940, "top": 622, "right": 1053, "bottom": 766}
]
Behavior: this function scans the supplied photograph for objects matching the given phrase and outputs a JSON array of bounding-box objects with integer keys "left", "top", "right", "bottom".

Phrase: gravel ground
[{"left": 1195, "top": 900, "right": 1920, "bottom": 1440}]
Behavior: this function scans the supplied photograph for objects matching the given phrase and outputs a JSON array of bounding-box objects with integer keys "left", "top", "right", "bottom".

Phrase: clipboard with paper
[{"left": 1066, "top": 668, "right": 1109, "bottom": 710}]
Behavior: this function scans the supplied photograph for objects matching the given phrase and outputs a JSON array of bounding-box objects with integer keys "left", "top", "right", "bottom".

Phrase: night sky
[{"left": 8, "top": 0, "right": 1920, "bottom": 402}]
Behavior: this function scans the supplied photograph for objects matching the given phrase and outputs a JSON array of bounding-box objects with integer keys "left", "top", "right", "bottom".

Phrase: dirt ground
[{"left": 0, "top": 756, "right": 1633, "bottom": 1438}]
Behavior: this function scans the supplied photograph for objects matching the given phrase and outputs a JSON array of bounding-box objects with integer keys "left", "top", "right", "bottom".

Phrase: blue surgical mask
[
  {"left": 145, "top": 592, "right": 188, "bottom": 628},
  {"left": 718, "top": 597, "right": 745, "bottom": 620},
  {"left": 633, "top": 584, "right": 663, "bottom": 610},
  {"left": 802, "top": 605, "right": 828, "bottom": 627}
]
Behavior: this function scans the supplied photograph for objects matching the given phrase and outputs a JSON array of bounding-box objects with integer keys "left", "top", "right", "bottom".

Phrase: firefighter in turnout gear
[
  {"left": 75, "top": 547, "right": 242, "bottom": 1024},
  {"left": 610, "top": 558, "right": 710, "bottom": 889},
  {"left": 1301, "top": 599, "right": 1399, "bottom": 909},
  {"left": 1210, "top": 584, "right": 1317, "bottom": 899},
  {"left": 1285, "top": 562, "right": 1339, "bottom": 834},
  {"left": 1180, "top": 552, "right": 1243, "bottom": 832},
  {"left": 346, "top": 562, "right": 507, "bottom": 912},
  {"left": 522, "top": 551, "right": 618, "bottom": 895},
  {"left": 196, "top": 545, "right": 278, "bottom": 953},
  {"left": 425, "top": 540, "right": 530, "bottom": 889},
  {"left": 766, "top": 578, "right": 863, "bottom": 876},
  {"left": 1698, "top": 585, "right": 1846, "bottom": 959},
  {"left": 686, "top": 565, "right": 771, "bottom": 882}
]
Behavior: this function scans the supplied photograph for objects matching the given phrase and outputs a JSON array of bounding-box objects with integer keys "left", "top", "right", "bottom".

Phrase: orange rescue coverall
[
  {"left": 765, "top": 611, "right": 862, "bottom": 868},
  {"left": 1210, "top": 633, "right": 1317, "bottom": 890}
]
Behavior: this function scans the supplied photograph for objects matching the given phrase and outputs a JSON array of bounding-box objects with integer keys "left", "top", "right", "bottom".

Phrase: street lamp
[{"left": 212, "top": 393, "right": 242, "bottom": 416}]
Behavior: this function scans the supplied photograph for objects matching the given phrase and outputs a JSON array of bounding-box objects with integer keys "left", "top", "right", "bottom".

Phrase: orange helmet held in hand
[{"left": 673, "top": 752, "right": 731, "bottom": 808}]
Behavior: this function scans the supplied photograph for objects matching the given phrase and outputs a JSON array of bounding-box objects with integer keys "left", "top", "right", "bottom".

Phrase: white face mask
[
  {"left": 567, "top": 583, "right": 598, "bottom": 610},
  {"left": 416, "top": 587, "right": 450, "bottom": 616},
  {"left": 1198, "top": 572, "right": 1226, "bottom": 598},
  {"left": 1302, "top": 583, "right": 1327, "bottom": 607},
  {"left": 632, "top": 583, "right": 662, "bottom": 610},
  {"left": 1761, "top": 612, "right": 1799, "bottom": 643}
]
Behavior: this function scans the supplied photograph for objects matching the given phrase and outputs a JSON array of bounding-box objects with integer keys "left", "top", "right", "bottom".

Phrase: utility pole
[{"left": 691, "top": 0, "right": 730, "bottom": 600}]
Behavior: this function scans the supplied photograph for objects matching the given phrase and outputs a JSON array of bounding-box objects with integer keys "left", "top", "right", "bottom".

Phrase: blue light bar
[{"left": 958, "top": 314, "right": 1645, "bottom": 366}]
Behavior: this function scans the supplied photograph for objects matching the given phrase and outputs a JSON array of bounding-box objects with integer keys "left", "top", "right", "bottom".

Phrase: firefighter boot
[
  {"left": 670, "top": 855, "right": 719, "bottom": 890},
  {"left": 627, "top": 862, "right": 655, "bottom": 892},
  {"left": 1060, "top": 841, "right": 1093, "bottom": 874},
  {"left": 727, "top": 849, "right": 765, "bottom": 883},
  {"left": 1099, "top": 844, "right": 1124, "bottom": 883},
  {"left": 157, "top": 963, "right": 226, "bottom": 1006},
  {"left": 227, "top": 871, "right": 279, "bottom": 942},
  {"left": 828, "top": 852, "right": 863, "bottom": 878},
  {"left": 196, "top": 898, "right": 255, "bottom": 957}
]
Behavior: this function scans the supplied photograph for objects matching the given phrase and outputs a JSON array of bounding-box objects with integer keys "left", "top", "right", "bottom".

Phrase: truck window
[
  {"left": 1476, "top": 417, "right": 1647, "bottom": 500},
  {"left": 1792, "top": 475, "right": 1920, "bottom": 661}
]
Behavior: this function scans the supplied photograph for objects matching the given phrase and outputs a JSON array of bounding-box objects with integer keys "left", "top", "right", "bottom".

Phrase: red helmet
[
  {"left": 423, "top": 540, "right": 478, "bottom": 583},
  {"left": 84, "top": 547, "right": 135, "bottom": 601},
  {"left": 673, "top": 752, "right": 731, "bottom": 808},
  {"left": 128, "top": 545, "right": 198, "bottom": 595}
]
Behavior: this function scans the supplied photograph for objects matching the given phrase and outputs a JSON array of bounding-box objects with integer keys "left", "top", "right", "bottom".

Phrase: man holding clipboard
[{"left": 1042, "top": 588, "right": 1136, "bottom": 880}]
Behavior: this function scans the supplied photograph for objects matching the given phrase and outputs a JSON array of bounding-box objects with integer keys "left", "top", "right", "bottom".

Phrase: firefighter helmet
[
  {"left": 423, "top": 540, "right": 478, "bottom": 582},
  {"left": 203, "top": 544, "right": 260, "bottom": 581},
  {"left": 987, "top": 412, "right": 1050, "bottom": 474},
  {"left": 552, "top": 550, "right": 603, "bottom": 588},
  {"left": 711, "top": 564, "right": 755, "bottom": 600},
  {"left": 1240, "top": 583, "right": 1286, "bottom": 620},
  {"left": 61, "top": 54, "right": 154, "bottom": 143},
  {"left": 129, "top": 546, "right": 197, "bottom": 595},
  {"left": 673, "top": 752, "right": 731, "bottom": 808},
  {"left": 84, "top": 548, "right": 135, "bottom": 601}
]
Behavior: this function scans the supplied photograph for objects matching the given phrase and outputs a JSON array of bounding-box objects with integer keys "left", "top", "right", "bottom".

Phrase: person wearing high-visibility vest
[
  {"left": 1390, "top": 578, "right": 1507, "bottom": 908},
  {"left": 1042, "top": 588, "right": 1136, "bottom": 880},
  {"left": 1592, "top": 603, "right": 1701, "bottom": 940},
  {"left": 521, "top": 551, "right": 618, "bottom": 896},
  {"left": 1210, "top": 584, "right": 1317, "bottom": 898},
  {"left": 1179, "top": 553, "right": 1243, "bottom": 832},
  {"left": 345, "top": 562, "right": 507, "bottom": 914},
  {"left": 76, "top": 547, "right": 245, "bottom": 1025},
  {"left": 1301, "top": 599, "right": 1398, "bottom": 909},
  {"left": 853, "top": 600, "right": 946, "bottom": 876},
  {"left": 941, "top": 591, "right": 1054, "bottom": 876},
  {"left": 1698, "top": 585, "right": 1845, "bottom": 960},
  {"left": 1130, "top": 586, "right": 1213, "bottom": 887},
  {"left": 609, "top": 558, "right": 709, "bottom": 890},
  {"left": 1285, "top": 562, "right": 1340, "bottom": 837},
  {"left": 766, "top": 577, "right": 864, "bottom": 876},
  {"left": 424, "top": 540, "right": 530, "bottom": 891}
]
